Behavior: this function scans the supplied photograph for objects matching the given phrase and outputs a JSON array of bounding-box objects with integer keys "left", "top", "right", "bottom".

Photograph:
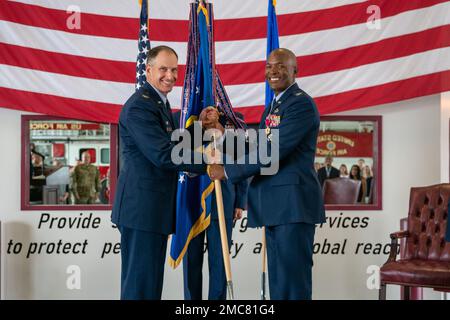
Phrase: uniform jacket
[
  {"left": 225, "top": 83, "right": 326, "bottom": 227},
  {"left": 112, "top": 82, "right": 205, "bottom": 235}
]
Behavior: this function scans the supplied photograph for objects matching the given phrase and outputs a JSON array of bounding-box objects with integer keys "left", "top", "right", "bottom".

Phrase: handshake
[
  {"left": 199, "top": 107, "right": 227, "bottom": 181},
  {"left": 199, "top": 106, "right": 224, "bottom": 133}
]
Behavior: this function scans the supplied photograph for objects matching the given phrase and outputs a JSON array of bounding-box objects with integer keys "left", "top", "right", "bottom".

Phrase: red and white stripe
[{"left": 0, "top": 0, "right": 449, "bottom": 123}]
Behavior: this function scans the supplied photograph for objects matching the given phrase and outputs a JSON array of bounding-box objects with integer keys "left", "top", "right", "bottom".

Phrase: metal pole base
[
  {"left": 260, "top": 272, "right": 266, "bottom": 300},
  {"left": 227, "top": 281, "right": 234, "bottom": 300}
]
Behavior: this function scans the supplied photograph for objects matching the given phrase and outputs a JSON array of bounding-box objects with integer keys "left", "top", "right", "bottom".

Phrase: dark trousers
[
  {"left": 266, "top": 222, "right": 316, "bottom": 300},
  {"left": 183, "top": 219, "right": 232, "bottom": 300},
  {"left": 118, "top": 226, "right": 167, "bottom": 300}
]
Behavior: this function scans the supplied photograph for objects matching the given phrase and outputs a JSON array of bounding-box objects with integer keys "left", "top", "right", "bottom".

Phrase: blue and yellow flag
[
  {"left": 265, "top": 0, "right": 280, "bottom": 107},
  {"left": 169, "top": 1, "right": 216, "bottom": 268}
]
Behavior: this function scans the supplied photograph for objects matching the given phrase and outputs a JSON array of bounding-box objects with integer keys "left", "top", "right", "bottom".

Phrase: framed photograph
[
  {"left": 21, "top": 115, "right": 118, "bottom": 211},
  {"left": 316, "top": 116, "right": 382, "bottom": 210}
]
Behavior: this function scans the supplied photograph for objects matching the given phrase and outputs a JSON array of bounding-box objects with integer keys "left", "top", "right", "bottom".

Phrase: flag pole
[
  {"left": 212, "top": 133, "right": 234, "bottom": 300},
  {"left": 261, "top": 0, "right": 279, "bottom": 299},
  {"left": 261, "top": 227, "right": 267, "bottom": 300}
]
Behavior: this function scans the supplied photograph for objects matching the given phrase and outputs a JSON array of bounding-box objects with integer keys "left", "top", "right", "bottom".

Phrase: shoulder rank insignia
[{"left": 295, "top": 92, "right": 303, "bottom": 96}]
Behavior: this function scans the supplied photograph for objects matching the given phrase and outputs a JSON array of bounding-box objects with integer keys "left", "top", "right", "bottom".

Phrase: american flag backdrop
[
  {"left": 1, "top": 0, "right": 449, "bottom": 124},
  {"left": 135, "top": 0, "right": 150, "bottom": 90}
]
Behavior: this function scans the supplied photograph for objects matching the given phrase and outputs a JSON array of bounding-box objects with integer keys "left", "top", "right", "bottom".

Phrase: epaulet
[
  {"left": 141, "top": 89, "right": 151, "bottom": 99},
  {"left": 294, "top": 91, "right": 304, "bottom": 97}
]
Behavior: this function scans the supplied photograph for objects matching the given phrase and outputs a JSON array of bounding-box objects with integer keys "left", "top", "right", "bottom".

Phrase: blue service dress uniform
[
  {"left": 224, "top": 83, "right": 326, "bottom": 300},
  {"left": 111, "top": 82, "right": 205, "bottom": 300}
]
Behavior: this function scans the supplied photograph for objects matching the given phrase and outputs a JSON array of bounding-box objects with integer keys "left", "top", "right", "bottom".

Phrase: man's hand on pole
[{"left": 208, "top": 164, "right": 226, "bottom": 180}]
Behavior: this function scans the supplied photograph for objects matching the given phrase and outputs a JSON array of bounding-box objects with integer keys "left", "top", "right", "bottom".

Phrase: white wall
[
  {"left": 0, "top": 93, "right": 446, "bottom": 299},
  {"left": 440, "top": 92, "right": 450, "bottom": 183},
  {"left": 314, "top": 94, "right": 442, "bottom": 299},
  {"left": 439, "top": 92, "right": 450, "bottom": 300}
]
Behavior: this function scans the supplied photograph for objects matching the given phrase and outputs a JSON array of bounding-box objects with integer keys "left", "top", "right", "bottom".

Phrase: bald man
[
  {"left": 208, "top": 48, "right": 326, "bottom": 299},
  {"left": 72, "top": 151, "right": 100, "bottom": 204}
]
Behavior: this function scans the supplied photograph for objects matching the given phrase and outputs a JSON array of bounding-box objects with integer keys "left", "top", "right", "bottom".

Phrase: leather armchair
[{"left": 379, "top": 184, "right": 450, "bottom": 299}]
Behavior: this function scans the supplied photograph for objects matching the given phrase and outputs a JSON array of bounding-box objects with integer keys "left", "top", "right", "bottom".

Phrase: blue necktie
[{"left": 269, "top": 98, "right": 276, "bottom": 114}]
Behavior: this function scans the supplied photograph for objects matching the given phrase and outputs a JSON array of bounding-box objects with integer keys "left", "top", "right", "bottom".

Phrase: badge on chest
[
  {"left": 265, "top": 114, "right": 280, "bottom": 127},
  {"left": 265, "top": 114, "right": 281, "bottom": 141}
]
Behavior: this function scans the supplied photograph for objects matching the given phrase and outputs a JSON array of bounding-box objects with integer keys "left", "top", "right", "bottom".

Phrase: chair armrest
[
  {"left": 385, "top": 230, "right": 409, "bottom": 263},
  {"left": 390, "top": 230, "right": 409, "bottom": 240}
]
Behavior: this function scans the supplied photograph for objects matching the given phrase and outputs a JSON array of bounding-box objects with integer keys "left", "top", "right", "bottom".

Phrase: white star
[
  {"left": 179, "top": 174, "right": 185, "bottom": 183},
  {"left": 195, "top": 86, "right": 200, "bottom": 94},
  {"left": 136, "top": 83, "right": 141, "bottom": 90},
  {"left": 142, "top": 47, "right": 149, "bottom": 55},
  {"left": 142, "top": 35, "right": 148, "bottom": 42},
  {"left": 141, "top": 24, "right": 147, "bottom": 32}
]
